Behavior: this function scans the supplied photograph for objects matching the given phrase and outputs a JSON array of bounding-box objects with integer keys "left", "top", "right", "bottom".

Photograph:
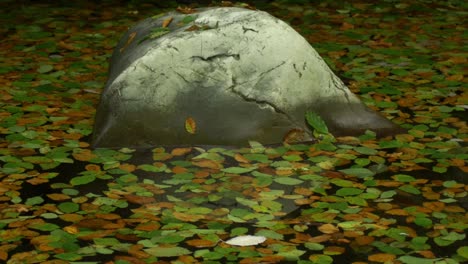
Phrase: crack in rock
[
  {"left": 191, "top": 53, "right": 240, "bottom": 62},
  {"left": 330, "top": 71, "right": 350, "bottom": 101},
  {"left": 228, "top": 76, "right": 296, "bottom": 124},
  {"left": 174, "top": 71, "right": 190, "bottom": 84},
  {"left": 242, "top": 26, "right": 259, "bottom": 33}
]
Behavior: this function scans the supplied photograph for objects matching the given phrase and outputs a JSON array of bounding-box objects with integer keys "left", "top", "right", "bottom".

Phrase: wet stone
[{"left": 92, "top": 7, "right": 403, "bottom": 148}]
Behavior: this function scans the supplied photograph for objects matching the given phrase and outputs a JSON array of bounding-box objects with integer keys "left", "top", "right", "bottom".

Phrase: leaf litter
[{"left": 0, "top": 0, "right": 466, "bottom": 263}]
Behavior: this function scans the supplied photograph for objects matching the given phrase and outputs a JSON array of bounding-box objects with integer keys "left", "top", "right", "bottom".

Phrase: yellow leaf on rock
[
  {"left": 185, "top": 117, "right": 196, "bottom": 134},
  {"left": 162, "top": 17, "right": 173, "bottom": 28}
]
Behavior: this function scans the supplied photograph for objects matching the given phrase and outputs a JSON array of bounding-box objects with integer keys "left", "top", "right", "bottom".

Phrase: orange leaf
[
  {"left": 355, "top": 236, "right": 374, "bottom": 246},
  {"left": 283, "top": 128, "right": 305, "bottom": 144},
  {"left": 47, "top": 193, "right": 70, "bottom": 201},
  {"left": 318, "top": 223, "right": 339, "bottom": 234},
  {"left": 368, "top": 253, "right": 396, "bottom": 262},
  {"left": 64, "top": 225, "right": 79, "bottom": 234},
  {"left": 185, "top": 239, "right": 218, "bottom": 248},
  {"left": 172, "top": 166, "right": 188, "bottom": 174},
  {"left": 324, "top": 246, "right": 346, "bottom": 255},
  {"left": 185, "top": 117, "right": 196, "bottom": 134},
  {"left": 162, "top": 17, "right": 173, "bottom": 28},
  {"left": 125, "top": 194, "right": 156, "bottom": 205},
  {"left": 308, "top": 234, "right": 332, "bottom": 243},
  {"left": 85, "top": 164, "right": 101, "bottom": 171},
  {"left": 72, "top": 149, "right": 97, "bottom": 162},
  {"left": 119, "top": 163, "right": 136, "bottom": 172},
  {"left": 234, "top": 153, "right": 250, "bottom": 163},
  {"left": 119, "top": 32, "right": 137, "bottom": 53},
  {"left": 192, "top": 159, "right": 222, "bottom": 170},
  {"left": 386, "top": 209, "right": 409, "bottom": 216},
  {"left": 171, "top": 147, "right": 192, "bottom": 156}
]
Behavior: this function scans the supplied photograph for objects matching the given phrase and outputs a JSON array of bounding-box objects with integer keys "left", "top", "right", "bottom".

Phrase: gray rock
[{"left": 92, "top": 7, "right": 403, "bottom": 148}]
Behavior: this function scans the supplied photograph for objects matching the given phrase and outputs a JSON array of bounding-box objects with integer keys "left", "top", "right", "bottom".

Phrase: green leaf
[
  {"left": 457, "top": 246, "right": 468, "bottom": 258},
  {"left": 273, "top": 177, "right": 304, "bottom": 185},
  {"left": 25, "top": 196, "right": 44, "bottom": 206},
  {"left": 339, "top": 168, "right": 375, "bottom": 178},
  {"left": 414, "top": 217, "right": 432, "bottom": 228},
  {"left": 182, "top": 15, "right": 197, "bottom": 24},
  {"left": 398, "top": 185, "right": 420, "bottom": 195},
  {"left": 30, "top": 223, "right": 60, "bottom": 231},
  {"left": 55, "top": 253, "right": 82, "bottom": 261},
  {"left": 138, "top": 164, "right": 166, "bottom": 172},
  {"left": 398, "top": 256, "right": 442, "bottom": 264},
  {"left": 94, "top": 237, "right": 120, "bottom": 246},
  {"left": 305, "top": 111, "right": 329, "bottom": 135},
  {"left": 58, "top": 202, "right": 79, "bottom": 213},
  {"left": 434, "top": 232, "right": 465, "bottom": 246},
  {"left": 393, "top": 174, "right": 416, "bottom": 182},
  {"left": 354, "top": 146, "right": 378, "bottom": 155},
  {"left": 256, "top": 229, "right": 284, "bottom": 240},
  {"left": 144, "top": 246, "right": 191, "bottom": 257},
  {"left": 222, "top": 166, "right": 257, "bottom": 174},
  {"left": 304, "top": 242, "right": 325, "bottom": 250},
  {"left": 37, "top": 64, "right": 54, "bottom": 73},
  {"left": 70, "top": 174, "right": 96, "bottom": 186},
  {"left": 335, "top": 187, "right": 363, "bottom": 196}
]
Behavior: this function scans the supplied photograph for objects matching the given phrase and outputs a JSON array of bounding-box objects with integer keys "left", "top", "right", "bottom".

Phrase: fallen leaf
[
  {"left": 185, "top": 117, "right": 196, "bottom": 134},
  {"left": 224, "top": 235, "right": 266, "bottom": 246},
  {"left": 162, "top": 17, "right": 173, "bottom": 28}
]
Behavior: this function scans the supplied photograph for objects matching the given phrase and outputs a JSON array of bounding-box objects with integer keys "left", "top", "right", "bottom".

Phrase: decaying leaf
[
  {"left": 119, "top": 32, "right": 137, "bottom": 53},
  {"left": 224, "top": 235, "right": 266, "bottom": 246},
  {"left": 185, "top": 117, "right": 196, "bottom": 134},
  {"left": 162, "top": 17, "right": 173, "bottom": 28}
]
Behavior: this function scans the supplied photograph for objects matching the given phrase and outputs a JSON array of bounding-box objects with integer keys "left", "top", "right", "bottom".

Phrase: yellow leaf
[{"left": 185, "top": 117, "right": 196, "bottom": 134}]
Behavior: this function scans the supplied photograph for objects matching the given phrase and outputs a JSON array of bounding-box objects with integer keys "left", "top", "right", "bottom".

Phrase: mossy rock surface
[{"left": 92, "top": 7, "right": 403, "bottom": 148}]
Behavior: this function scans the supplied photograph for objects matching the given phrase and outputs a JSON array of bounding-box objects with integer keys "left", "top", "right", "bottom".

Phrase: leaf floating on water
[
  {"left": 224, "top": 235, "right": 266, "bottom": 246},
  {"left": 185, "top": 117, "right": 196, "bottom": 134}
]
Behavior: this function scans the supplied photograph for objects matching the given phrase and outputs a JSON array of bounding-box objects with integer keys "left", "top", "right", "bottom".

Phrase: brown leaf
[
  {"left": 192, "top": 159, "right": 222, "bottom": 170},
  {"left": 185, "top": 25, "right": 201, "bottom": 31},
  {"left": 119, "top": 163, "right": 136, "bottom": 172},
  {"left": 234, "top": 153, "right": 250, "bottom": 163},
  {"left": 324, "top": 246, "right": 346, "bottom": 255},
  {"left": 172, "top": 166, "right": 188, "bottom": 174},
  {"left": 283, "top": 128, "right": 306, "bottom": 144},
  {"left": 125, "top": 194, "right": 156, "bottom": 205},
  {"left": 171, "top": 147, "right": 192, "bottom": 156},
  {"left": 308, "top": 234, "right": 331, "bottom": 243},
  {"left": 47, "top": 193, "right": 70, "bottom": 201},
  {"left": 185, "top": 239, "right": 218, "bottom": 248},
  {"left": 318, "top": 223, "right": 339, "bottom": 234},
  {"left": 176, "top": 6, "right": 197, "bottom": 14},
  {"left": 72, "top": 149, "right": 97, "bottom": 162},
  {"left": 355, "top": 235, "right": 375, "bottom": 245},
  {"left": 119, "top": 32, "right": 137, "bottom": 53},
  {"left": 162, "top": 17, "right": 173, "bottom": 28},
  {"left": 386, "top": 209, "right": 409, "bottom": 216},
  {"left": 368, "top": 253, "right": 396, "bottom": 262}
]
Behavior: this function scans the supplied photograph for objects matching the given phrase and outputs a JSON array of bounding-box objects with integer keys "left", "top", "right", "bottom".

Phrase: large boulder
[{"left": 92, "top": 7, "right": 403, "bottom": 148}]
